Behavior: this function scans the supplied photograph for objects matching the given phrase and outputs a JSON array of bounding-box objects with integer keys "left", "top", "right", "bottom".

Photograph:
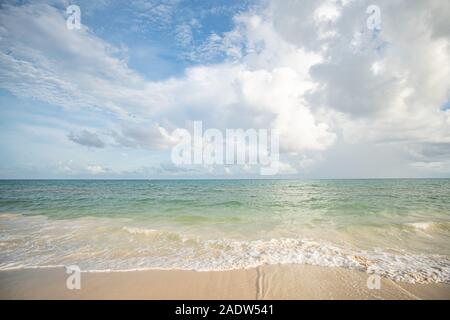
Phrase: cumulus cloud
[
  {"left": 112, "top": 123, "right": 177, "bottom": 150},
  {"left": 68, "top": 130, "right": 105, "bottom": 148},
  {"left": 0, "top": 2, "right": 336, "bottom": 157},
  {"left": 267, "top": 0, "right": 450, "bottom": 174},
  {"left": 86, "top": 165, "right": 108, "bottom": 174},
  {"left": 0, "top": 0, "right": 449, "bottom": 177}
]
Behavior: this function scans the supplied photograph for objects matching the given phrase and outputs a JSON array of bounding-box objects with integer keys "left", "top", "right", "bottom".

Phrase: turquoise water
[{"left": 1, "top": 179, "right": 450, "bottom": 283}]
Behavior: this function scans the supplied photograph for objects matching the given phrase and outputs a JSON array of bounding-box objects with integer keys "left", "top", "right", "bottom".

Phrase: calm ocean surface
[{"left": 1, "top": 179, "right": 450, "bottom": 283}]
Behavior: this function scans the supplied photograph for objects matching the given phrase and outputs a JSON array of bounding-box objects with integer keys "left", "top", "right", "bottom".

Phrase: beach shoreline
[{"left": 1, "top": 264, "right": 449, "bottom": 300}]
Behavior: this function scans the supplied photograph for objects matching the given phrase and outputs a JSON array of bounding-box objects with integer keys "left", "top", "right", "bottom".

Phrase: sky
[{"left": 0, "top": 0, "right": 449, "bottom": 179}]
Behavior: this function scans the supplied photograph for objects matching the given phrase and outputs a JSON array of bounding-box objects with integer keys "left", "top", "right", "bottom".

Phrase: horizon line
[{"left": 0, "top": 177, "right": 449, "bottom": 181}]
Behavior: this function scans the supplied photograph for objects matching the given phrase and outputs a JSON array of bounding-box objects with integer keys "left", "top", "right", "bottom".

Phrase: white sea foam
[
  {"left": 407, "top": 222, "right": 431, "bottom": 231},
  {"left": 1, "top": 213, "right": 450, "bottom": 284},
  {"left": 122, "top": 226, "right": 159, "bottom": 236}
]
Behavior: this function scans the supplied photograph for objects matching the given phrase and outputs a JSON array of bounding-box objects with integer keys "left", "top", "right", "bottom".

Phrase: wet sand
[{"left": 0, "top": 264, "right": 449, "bottom": 300}]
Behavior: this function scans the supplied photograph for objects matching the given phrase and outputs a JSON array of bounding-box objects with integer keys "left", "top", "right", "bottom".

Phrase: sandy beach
[{"left": 1, "top": 264, "right": 449, "bottom": 300}]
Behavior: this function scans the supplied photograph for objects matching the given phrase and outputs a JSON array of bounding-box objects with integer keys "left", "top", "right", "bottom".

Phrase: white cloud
[
  {"left": 86, "top": 165, "right": 107, "bottom": 174},
  {"left": 68, "top": 130, "right": 105, "bottom": 148},
  {"left": 112, "top": 123, "right": 177, "bottom": 150},
  {"left": 1, "top": 0, "right": 449, "bottom": 177},
  {"left": 1, "top": 3, "right": 334, "bottom": 157},
  {"left": 0, "top": 3, "right": 147, "bottom": 118},
  {"left": 277, "top": 161, "right": 298, "bottom": 174}
]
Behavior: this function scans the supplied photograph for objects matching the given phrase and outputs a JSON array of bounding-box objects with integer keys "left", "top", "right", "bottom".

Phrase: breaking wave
[{"left": 1, "top": 213, "right": 450, "bottom": 284}]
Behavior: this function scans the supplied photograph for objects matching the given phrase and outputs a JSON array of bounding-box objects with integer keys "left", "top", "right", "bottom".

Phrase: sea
[{"left": 1, "top": 179, "right": 449, "bottom": 283}]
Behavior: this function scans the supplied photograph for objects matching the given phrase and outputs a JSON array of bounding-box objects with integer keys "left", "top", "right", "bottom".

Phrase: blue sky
[
  {"left": 0, "top": 0, "right": 449, "bottom": 179},
  {"left": 75, "top": 0, "right": 257, "bottom": 79}
]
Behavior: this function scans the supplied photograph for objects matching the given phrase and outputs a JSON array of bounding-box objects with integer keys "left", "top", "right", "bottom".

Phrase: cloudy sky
[{"left": 0, "top": 0, "right": 449, "bottom": 179}]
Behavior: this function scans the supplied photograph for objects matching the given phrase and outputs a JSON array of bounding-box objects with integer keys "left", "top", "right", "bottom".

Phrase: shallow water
[{"left": 1, "top": 179, "right": 449, "bottom": 283}]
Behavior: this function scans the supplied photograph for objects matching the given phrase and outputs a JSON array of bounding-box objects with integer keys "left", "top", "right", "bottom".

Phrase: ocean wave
[
  {"left": 122, "top": 226, "right": 160, "bottom": 236},
  {"left": 2, "top": 237, "right": 450, "bottom": 284},
  {"left": 404, "top": 221, "right": 450, "bottom": 232},
  {"left": 195, "top": 238, "right": 450, "bottom": 284},
  {"left": 1, "top": 213, "right": 450, "bottom": 284},
  {"left": 406, "top": 222, "right": 436, "bottom": 231},
  {"left": 122, "top": 226, "right": 186, "bottom": 242}
]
